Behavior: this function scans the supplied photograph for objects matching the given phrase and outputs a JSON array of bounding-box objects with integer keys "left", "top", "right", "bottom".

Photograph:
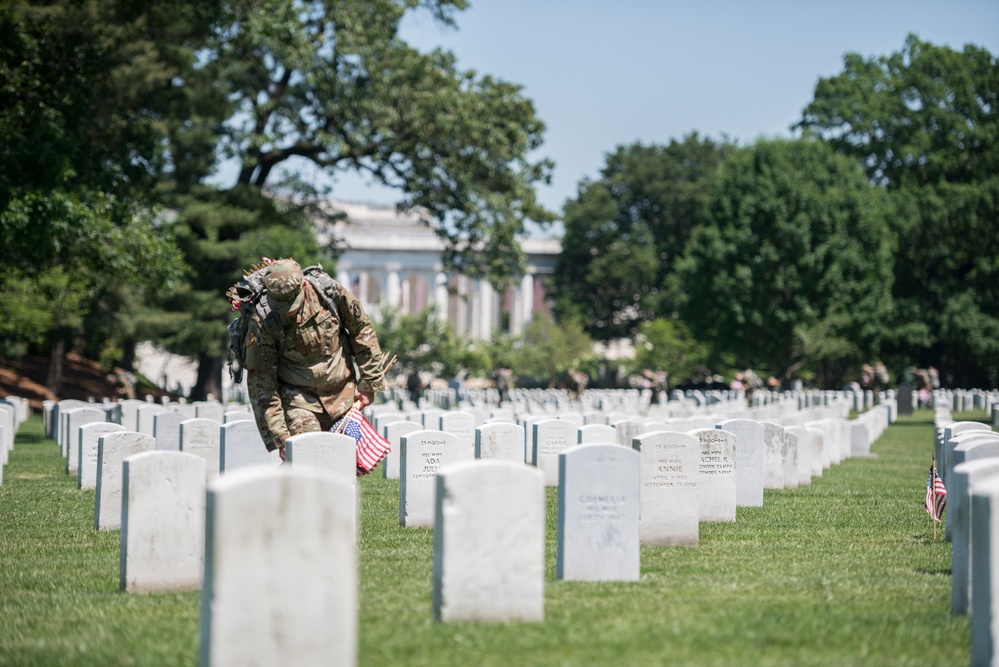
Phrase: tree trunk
[
  {"left": 46, "top": 338, "right": 65, "bottom": 396},
  {"left": 121, "top": 337, "right": 137, "bottom": 371},
  {"left": 191, "top": 352, "right": 224, "bottom": 402}
]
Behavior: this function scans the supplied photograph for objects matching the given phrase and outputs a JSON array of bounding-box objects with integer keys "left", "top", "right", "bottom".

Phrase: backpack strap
[{"left": 302, "top": 265, "right": 355, "bottom": 361}]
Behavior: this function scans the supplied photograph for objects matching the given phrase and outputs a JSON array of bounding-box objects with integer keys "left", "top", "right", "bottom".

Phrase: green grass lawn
[{"left": 0, "top": 409, "right": 985, "bottom": 667}]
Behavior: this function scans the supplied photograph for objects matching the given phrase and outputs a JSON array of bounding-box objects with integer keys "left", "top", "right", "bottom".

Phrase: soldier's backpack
[{"left": 225, "top": 260, "right": 350, "bottom": 383}]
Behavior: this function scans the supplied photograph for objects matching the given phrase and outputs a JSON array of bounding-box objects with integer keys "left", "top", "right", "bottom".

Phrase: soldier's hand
[{"left": 355, "top": 390, "right": 374, "bottom": 409}]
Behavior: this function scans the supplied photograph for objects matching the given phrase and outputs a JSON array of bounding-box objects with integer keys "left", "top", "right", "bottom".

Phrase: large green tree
[
  {"left": 676, "top": 139, "right": 895, "bottom": 387},
  {"left": 0, "top": 0, "right": 219, "bottom": 389},
  {"left": 192, "top": 0, "right": 555, "bottom": 282},
  {"left": 552, "top": 134, "right": 730, "bottom": 340},
  {"left": 797, "top": 35, "right": 999, "bottom": 386}
]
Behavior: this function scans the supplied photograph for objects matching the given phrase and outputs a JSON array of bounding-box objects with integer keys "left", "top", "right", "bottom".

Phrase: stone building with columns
[{"left": 316, "top": 201, "right": 561, "bottom": 340}]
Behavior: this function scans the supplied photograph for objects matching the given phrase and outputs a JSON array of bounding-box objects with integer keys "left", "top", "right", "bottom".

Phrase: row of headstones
[
  {"left": 417, "top": 380, "right": 884, "bottom": 416},
  {"left": 102, "top": 391, "right": 888, "bottom": 590},
  {"left": 932, "top": 388, "right": 999, "bottom": 415},
  {"left": 0, "top": 395, "right": 31, "bottom": 483},
  {"left": 44, "top": 397, "right": 253, "bottom": 439},
  {"left": 377, "top": 389, "right": 859, "bottom": 430},
  {"left": 362, "top": 398, "right": 893, "bottom": 549},
  {"left": 931, "top": 408, "right": 999, "bottom": 667}
]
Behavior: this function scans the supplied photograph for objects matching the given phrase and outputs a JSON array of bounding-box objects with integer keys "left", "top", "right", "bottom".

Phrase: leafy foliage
[
  {"left": 510, "top": 314, "right": 595, "bottom": 387},
  {"left": 632, "top": 318, "right": 710, "bottom": 386},
  {"left": 677, "top": 138, "right": 895, "bottom": 380},
  {"left": 553, "top": 134, "right": 730, "bottom": 340},
  {"left": 797, "top": 34, "right": 999, "bottom": 386},
  {"left": 198, "top": 0, "right": 555, "bottom": 284},
  {"left": 373, "top": 306, "right": 489, "bottom": 380}
]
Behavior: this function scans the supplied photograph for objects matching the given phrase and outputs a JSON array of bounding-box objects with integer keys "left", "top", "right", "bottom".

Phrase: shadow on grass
[{"left": 915, "top": 568, "right": 952, "bottom": 577}]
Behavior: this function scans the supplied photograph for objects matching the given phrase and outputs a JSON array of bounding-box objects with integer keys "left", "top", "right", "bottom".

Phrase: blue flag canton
[{"left": 332, "top": 413, "right": 362, "bottom": 445}]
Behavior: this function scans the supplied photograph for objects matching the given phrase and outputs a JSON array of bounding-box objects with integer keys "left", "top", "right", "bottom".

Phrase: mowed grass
[{"left": 0, "top": 409, "right": 985, "bottom": 666}]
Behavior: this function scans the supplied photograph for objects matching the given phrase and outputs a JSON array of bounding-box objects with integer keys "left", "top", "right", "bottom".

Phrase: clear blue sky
[{"left": 283, "top": 1, "right": 999, "bottom": 217}]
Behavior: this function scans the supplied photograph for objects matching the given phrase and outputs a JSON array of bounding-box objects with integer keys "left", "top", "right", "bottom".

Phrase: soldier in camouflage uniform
[{"left": 244, "top": 259, "right": 386, "bottom": 460}]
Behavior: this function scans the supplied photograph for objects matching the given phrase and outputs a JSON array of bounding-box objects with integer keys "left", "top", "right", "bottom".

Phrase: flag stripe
[
  {"left": 331, "top": 407, "right": 393, "bottom": 476},
  {"left": 924, "top": 465, "right": 947, "bottom": 522}
]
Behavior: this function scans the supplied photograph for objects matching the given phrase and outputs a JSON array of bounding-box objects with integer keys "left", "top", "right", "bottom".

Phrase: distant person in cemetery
[
  {"left": 493, "top": 367, "right": 513, "bottom": 406},
  {"left": 568, "top": 369, "right": 588, "bottom": 401},
  {"left": 873, "top": 361, "right": 890, "bottom": 392},
  {"left": 729, "top": 372, "right": 745, "bottom": 391},
  {"left": 407, "top": 368, "right": 425, "bottom": 404},
  {"left": 241, "top": 259, "right": 386, "bottom": 461},
  {"left": 643, "top": 369, "right": 668, "bottom": 406},
  {"left": 927, "top": 365, "right": 940, "bottom": 390},
  {"left": 860, "top": 364, "right": 873, "bottom": 390},
  {"left": 742, "top": 369, "right": 763, "bottom": 407}
]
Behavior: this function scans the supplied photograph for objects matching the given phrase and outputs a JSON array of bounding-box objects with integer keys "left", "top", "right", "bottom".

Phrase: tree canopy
[
  {"left": 553, "top": 134, "right": 730, "bottom": 341},
  {"left": 191, "top": 0, "right": 555, "bottom": 283},
  {"left": 676, "top": 138, "right": 895, "bottom": 385},
  {"left": 798, "top": 34, "right": 999, "bottom": 386}
]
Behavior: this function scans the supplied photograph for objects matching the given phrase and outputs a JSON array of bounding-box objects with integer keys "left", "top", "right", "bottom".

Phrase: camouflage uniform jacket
[{"left": 244, "top": 280, "right": 385, "bottom": 450}]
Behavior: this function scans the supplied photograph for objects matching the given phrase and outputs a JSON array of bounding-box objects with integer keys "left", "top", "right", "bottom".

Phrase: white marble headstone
[
  {"left": 438, "top": 411, "right": 476, "bottom": 462},
  {"left": 180, "top": 418, "right": 223, "bottom": 480},
  {"left": 136, "top": 405, "right": 168, "bottom": 437},
  {"left": 532, "top": 419, "right": 576, "bottom": 486},
  {"left": 400, "top": 430, "right": 460, "bottom": 527},
  {"left": 120, "top": 451, "right": 206, "bottom": 592},
  {"left": 577, "top": 423, "right": 616, "bottom": 445},
  {"left": 715, "top": 419, "right": 765, "bottom": 507},
  {"left": 474, "top": 422, "right": 525, "bottom": 463},
  {"left": 761, "top": 422, "right": 786, "bottom": 489},
  {"left": 556, "top": 444, "right": 640, "bottom": 581},
  {"left": 64, "top": 407, "right": 105, "bottom": 475},
  {"left": 198, "top": 467, "right": 356, "bottom": 667},
  {"left": 432, "top": 460, "right": 545, "bottom": 622},
  {"left": 951, "top": 459, "right": 999, "bottom": 616},
  {"left": 78, "top": 422, "right": 127, "bottom": 489},
  {"left": 153, "top": 411, "right": 185, "bottom": 452},
  {"left": 633, "top": 430, "right": 700, "bottom": 545},
  {"left": 689, "top": 428, "right": 737, "bottom": 522},
  {"left": 95, "top": 431, "right": 156, "bottom": 530},
  {"left": 970, "top": 476, "right": 999, "bottom": 667},
  {"left": 784, "top": 426, "right": 812, "bottom": 486},
  {"left": 194, "top": 401, "right": 225, "bottom": 423},
  {"left": 220, "top": 420, "right": 279, "bottom": 473},
  {"left": 286, "top": 432, "right": 357, "bottom": 482},
  {"left": 382, "top": 420, "right": 422, "bottom": 480}
]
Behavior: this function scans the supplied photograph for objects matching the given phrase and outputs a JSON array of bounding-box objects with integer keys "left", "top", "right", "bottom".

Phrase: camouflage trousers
[{"left": 285, "top": 406, "right": 338, "bottom": 436}]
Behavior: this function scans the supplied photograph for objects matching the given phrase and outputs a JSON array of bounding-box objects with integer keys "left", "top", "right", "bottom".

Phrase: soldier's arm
[
  {"left": 244, "top": 316, "right": 290, "bottom": 450},
  {"left": 338, "top": 289, "right": 386, "bottom": 393}
]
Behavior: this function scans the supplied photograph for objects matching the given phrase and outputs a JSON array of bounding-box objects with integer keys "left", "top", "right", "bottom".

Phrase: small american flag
[
  {"left": 924, "top": 465, "right": 947, "bottom": 522},
  {"left": 332, "top": 407, "right": 392, "bottom": 476}
]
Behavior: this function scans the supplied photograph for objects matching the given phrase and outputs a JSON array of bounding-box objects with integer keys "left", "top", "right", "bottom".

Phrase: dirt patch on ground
[{"left": 0, "top": 352, "right": 150, "bottom": 413}]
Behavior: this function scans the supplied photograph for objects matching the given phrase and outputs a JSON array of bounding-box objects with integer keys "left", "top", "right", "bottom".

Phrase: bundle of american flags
[
  {"left": 924, "top": 462, "right": 947, "bottom": 523},
  {"left": 332, "top": 406, "right": 392, "bottom": 476}
]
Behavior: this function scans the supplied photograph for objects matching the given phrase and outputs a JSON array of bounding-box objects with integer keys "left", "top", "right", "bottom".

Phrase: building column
[
  {"left": 453, "top": 276, "right": 468, "bottom": 337},
  {"left": 434, "top": 272, "right": 449, "bottom": 320},
  {"left": 400, "top": 277, "right": 411, "bottom": 314},
  {"left": 520, "top": 273, "right": 534, "bottom": 329},
  {"left": 477, "top": 279, "right": 494, "bottom": 341},
  {"left": 386, "top": 271, "right": 401, "bottom": 310}
]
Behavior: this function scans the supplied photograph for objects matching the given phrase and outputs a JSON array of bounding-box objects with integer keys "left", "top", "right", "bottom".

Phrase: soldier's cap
[{"left": 264, "top": 259, "right": 303, "bottom": 302}]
